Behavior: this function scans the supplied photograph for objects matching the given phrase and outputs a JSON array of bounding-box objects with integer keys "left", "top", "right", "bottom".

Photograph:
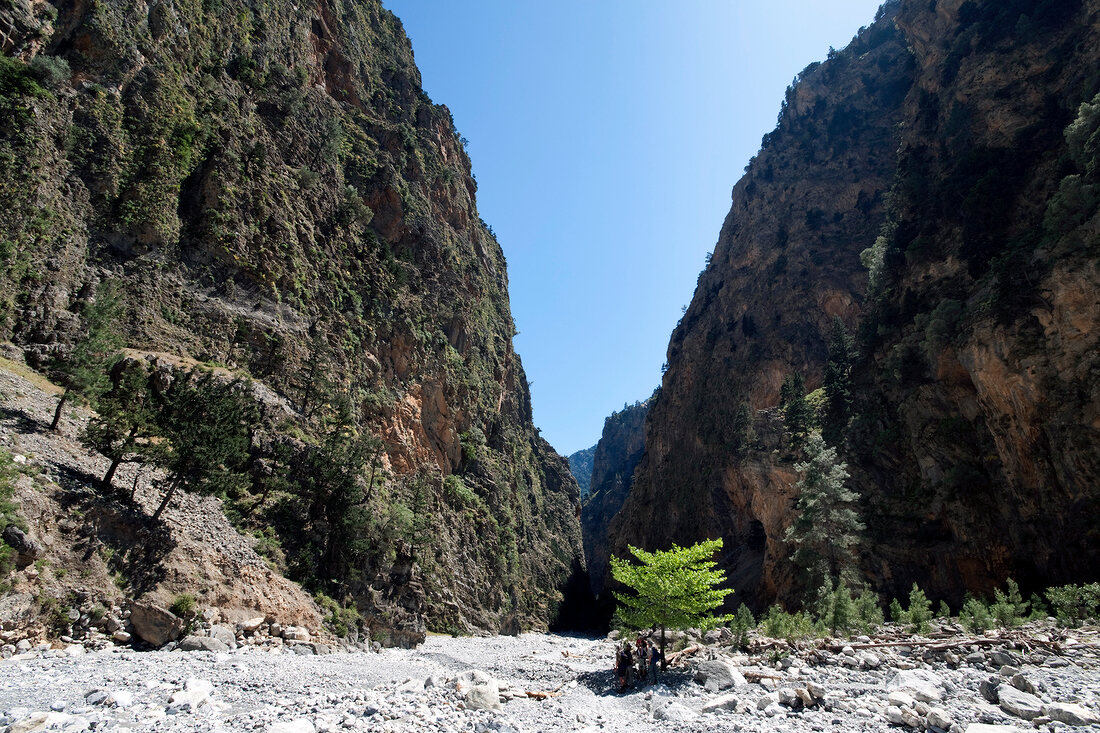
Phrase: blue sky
[{"left": 383, "top": 1, "right": 886, "bottom": 455}]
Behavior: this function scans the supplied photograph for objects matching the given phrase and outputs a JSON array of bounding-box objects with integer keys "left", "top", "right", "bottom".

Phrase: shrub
[
  {"left": 315, "top": 593, "right": 361, "bottom": 637},
  {"left": 990, "top": 578, "right": 1028, "bottom": 628},
  {"left": 937, "top": 600, "right": 952, "bottom": 619},
  {"left": 855, "top": 589, "right": 884, "bottom": 633},
  {"left": 1046, "top": 583, "right": 1100, "bottom": 626},
  {"left": 169, "top": 593, "right": 197, "bottom": 618},
  {"left": 28, "top": 55, "right": 71, "bottom": 89},
  {"left": 906, "top": 584, "right": 933, "bottom": 634},
  {"left": 730, "top": 604, "right": 755, "bottom": 649},
  {"left": 960, "top": 595, "right": 993, "bottom": 633},
  {"left": 761, "top": 606, "right": 815, "bottom": 643}
]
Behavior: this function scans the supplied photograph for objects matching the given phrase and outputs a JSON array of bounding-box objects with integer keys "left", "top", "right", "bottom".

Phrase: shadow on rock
[{"left": 0, "top": 405, "right": 49, "bottom": 435}]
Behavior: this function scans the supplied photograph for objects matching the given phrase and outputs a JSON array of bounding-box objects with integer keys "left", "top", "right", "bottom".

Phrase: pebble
[{"left": 0, "top": 630, "right": 1098, "bottom": 733}]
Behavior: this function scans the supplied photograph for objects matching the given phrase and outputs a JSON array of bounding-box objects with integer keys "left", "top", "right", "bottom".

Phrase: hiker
[
  {"left": 635, "top": 636, "right": 648, "bottom": 683},
  {"left": 615, "top": 641, "right": 633, "bottom": 693},
  {"left": 648, "top": 641, "right": 660, "bottom": 684}
]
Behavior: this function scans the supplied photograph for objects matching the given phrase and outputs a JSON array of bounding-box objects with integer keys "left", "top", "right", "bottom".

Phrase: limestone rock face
[
  {"left": 0, "top": 0, "right": 583, "bottom": 637},
  {"left": 610, "top": 4, "right": 914, "bottom": 609},
  {"left": 611, "top": 0, "right": 1100, "bottom": 609},
  {"left": 581, "top": 397, "right": 651, "bottom": 598}
]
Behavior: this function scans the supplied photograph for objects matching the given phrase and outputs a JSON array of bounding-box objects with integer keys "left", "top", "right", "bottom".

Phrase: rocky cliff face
[
  {"left": 0, "top": 0, "right": 583, "bottom": 639},
  {"left": 608, "top": 4, "right": 913, "bottom": 610},
  {"left": 611, "top": 0, "right": 1100, "bottom": 611},
  {"left": 580, "top": 397, "right": 650, "bottom": 600},
  {"left": 849, "top": 0, "right": 1100, "bottom": 604},
  {"left": 567, "top": 445, "right": 595, "bottom": 500}
]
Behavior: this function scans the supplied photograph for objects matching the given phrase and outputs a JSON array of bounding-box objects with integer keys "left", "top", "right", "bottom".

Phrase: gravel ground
[{"left": 2, "top": 630, "right": 1100, "bottom": 733}]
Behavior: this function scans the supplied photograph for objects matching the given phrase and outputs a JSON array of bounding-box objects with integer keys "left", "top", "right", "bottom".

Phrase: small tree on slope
[
  {"left": 48, "top": 285, "right": 123, "bottom": 432},
  {"left": 785, "top": 432, "right": 865, "bottom": 598},
  {"left": 610, "top": 538, "right": 733, "bottom": 669}
]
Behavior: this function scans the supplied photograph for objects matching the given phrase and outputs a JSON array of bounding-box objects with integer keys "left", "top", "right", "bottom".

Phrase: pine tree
[
  {"left": 822, "top": 318, "right": 855, "bottom": 448},
  {"left": 48, "top": 285, "right": 124, "bottom": 432},
  {"left": 80, "top": 361, "right": 157, "bottom": 492},
  {"left": 731, "top": 401, "right": 755, "bottom": 457},
  {"left": 293, "top": 393, "right": 382, "bottom": 590},
  {"left": 149, "top": 370, "right": 258, "bottom": 521},
  {"left": 610, "top": 538, "right": 734, "bottom": 668},
  {"left": 779, "top": 373, "right": 812, "bottom": 442},
  {"left": 785, "top": 432, "right": 865, "bottom": 594}
]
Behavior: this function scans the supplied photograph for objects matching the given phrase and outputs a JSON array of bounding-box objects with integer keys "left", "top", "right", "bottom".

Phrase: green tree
[
  {"left": 81, "top": 361, "right": 157, "bottom": 492},
  {"left": 822, "top": 318, "right": 855, "bottom": 447},
  {"left": 785, "top": 432, "right": 864, "bottom": 596},
  {"left": 48, "top": 286, "right": 124, "bottom": 431},
  {"left": 149, "top": 370, "right": 258, "bottom": 521},
  {"left": 292, "top": 394, "right": 383, "bottom": 592},
  {"left": 610, "top": 538, "right": 734, "bottom": 668},
  {"left": 731, "top": 402, "right": 755, "bottom": 457},
  {"left": 780, "top": 373, "right": 812, "bottom": 442}
]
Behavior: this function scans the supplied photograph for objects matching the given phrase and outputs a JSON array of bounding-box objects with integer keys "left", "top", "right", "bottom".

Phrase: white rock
[
  {"left": 887, "top": 669, "right": 943, "bottom": 702},
  {"left": 266, "top": 720, "right": 316, "bottom": 733},
  {"left": 700, "top": 694, "right": 739, "bottom": 714},
  {"left": 757, "top": 692, "right": 780, "bottom": 710},
  {"left": 997, "top": 683, "right": 1044, "bottom": 720},
  {"left": 763, "top": 702, "right": 786, "bottom": 717},
  {"left": 395, "top": 678, "right": 424, "bottom": 694},
  {"left": 653, "top": 702, "right": 696, "bottom": 721},
  {"left": 112, "top": 631, "right": 132, "bottom": 643},
  {"left": 63, "top": 644, "right": 84, "bottom": 657},
  {"left": 107, "top": 690, "right": 134, "bottom": 708},
  {"left": 1043, "top": 702, "right": 1100, "bottom": 726},
  {"left": 9, "top": 712, "right": 73, "bottom": 733},
  {"left": 463, "top": 680, "right": 501, "bottom": 711},
  {"left": 926, "top": 706, "right": 953, "bottom": 729},
  {"left": 888, "top": 690, "right": 917, "bottom": 708},
  {"left": 963, "top": 725, "right": 1025, "bottom": 733},
  {"left": 240, "top": 617, "right": 266, "bottom": 632}
]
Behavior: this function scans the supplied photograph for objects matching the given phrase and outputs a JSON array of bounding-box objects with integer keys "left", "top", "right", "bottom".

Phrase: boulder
[
  {"left": 979, "top": 677, "right": 999, "bottom": 703},
  {"left": 887, "top": 669, "right": 943, "bottom": 702},
  {"left": 282, "top": 626, "right": 310, "bottom": 641},
  {"left": 129, "top": 602, "right": 184, "bottom": 647},
  {"left": 926, "top": 707, "right": 953, "bottom": 730},
  {"left": 653, "top": 701, "right": 695, "bottom": 721},
  {"left": 693, "top": 659, "right": 746, "bottom": 690},
  {"left": 209, "top": 625, "right": 237, "bottom": 648},
  {"left": 178, "top": 635, "right": 230, "bottom": 652},
  {"left": 239, "top": 617, "right": 266, "bottom": 633},
  {"left": 2, "top": 526, "right": 42, "bottom": 568},
  {"left": 167, "top": 678, "right": 214, "bottom": 712},
  {"left": 1009, "top": 673, "right": 1037, "bottom": 695},
  {"left": 990, "top": 649, "right": 1022, "bottom": 667},
  {"left": 996, "top": 683, "right": 1044, "bottom": 720},
  {"left": 1042, "top": 702, "right": 1100, "bottom": 726},
  {"left": 463, "top": 679, "right": 501, "bottom": 711},
  {"left": 700, "top": 694, "right": 739, "bottom": 714}
]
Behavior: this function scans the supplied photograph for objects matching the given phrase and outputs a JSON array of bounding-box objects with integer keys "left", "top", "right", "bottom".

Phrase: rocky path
[{"left": 2, "top": 629, "right": 1100, "bottom": 733}]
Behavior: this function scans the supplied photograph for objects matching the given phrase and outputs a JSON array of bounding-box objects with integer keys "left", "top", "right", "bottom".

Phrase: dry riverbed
[{"left": 2, "top": 626, "right": 1099, "bottom": 733}]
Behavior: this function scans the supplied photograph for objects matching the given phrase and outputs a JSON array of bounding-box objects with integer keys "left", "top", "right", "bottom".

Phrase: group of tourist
[{"left": 613, "top": 635, "right": 661, "bottom": 693}]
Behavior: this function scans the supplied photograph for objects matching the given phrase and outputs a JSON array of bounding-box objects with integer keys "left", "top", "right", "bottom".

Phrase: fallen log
[
  {"left": 665, "top": 644, "right": 701, "bottom": 666},
  {"left": 742, "top": 671, "right": 783, "bottom": 682}
]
